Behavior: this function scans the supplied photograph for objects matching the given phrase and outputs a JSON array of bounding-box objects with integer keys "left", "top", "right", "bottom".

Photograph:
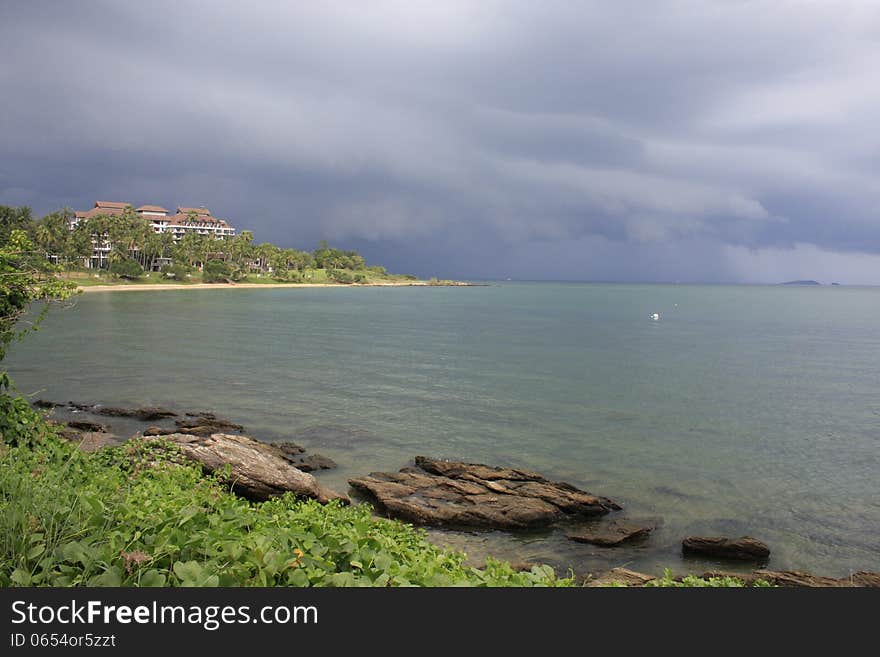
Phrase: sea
[{"left": 7, "top": 282, "right": 879, "bottom": 577}]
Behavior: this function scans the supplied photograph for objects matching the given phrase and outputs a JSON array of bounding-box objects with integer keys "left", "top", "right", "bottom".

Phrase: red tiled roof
[
  {"left": 95, "top": 201, "right": 130, "bottom": 209},
  {"left": 136, "top": 205, "right": 168, "bottom": 213},
  {"left": 82, "top": 206, "right": 127, "bottom": 218},
  {"left": 168, "top": 213, "right": 231, "bottom": 227},
  {"left": 177, "top": 206, "right": 212, "bottom": 216}
]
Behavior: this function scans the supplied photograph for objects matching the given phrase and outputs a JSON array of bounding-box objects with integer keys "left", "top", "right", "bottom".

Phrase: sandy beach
[{"left": 77, "top": 281, "right": 438, "bottom": 293}]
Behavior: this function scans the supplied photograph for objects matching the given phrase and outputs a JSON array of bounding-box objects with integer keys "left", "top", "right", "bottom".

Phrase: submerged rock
[
  {"left": 154, "top": 432, "right": 348, "bottom": 505},
  {"left": 568, "top": 518, "right": 657, "bottom": 547},
  {"left": 175, "top": 414, "right": 243, "bottom": 433},
  {"left": 682, "top": 536, "right": 770, "bottom": 561},
  {"left": 281, "top": 452, "right": 337, "bottom": 472},
  {"left": 349, "top": 455, "right": 619, "bottom": 530},
  {"left": 93, "top": 405, "right": 178, "bottom": 421}
]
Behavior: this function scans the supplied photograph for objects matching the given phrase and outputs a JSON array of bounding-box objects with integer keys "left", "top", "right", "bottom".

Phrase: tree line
[{"left": 0, "top": 205, "right": 390, "bottom": 284}]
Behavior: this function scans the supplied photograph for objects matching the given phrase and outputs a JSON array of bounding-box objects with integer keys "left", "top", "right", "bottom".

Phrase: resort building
[{"left": 71, "top": 200, "right": 238, "bottom": 268}]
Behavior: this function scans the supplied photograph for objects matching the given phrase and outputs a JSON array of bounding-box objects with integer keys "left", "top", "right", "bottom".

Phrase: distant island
[{"left": 780, "top": 280, "right": 821, "bottom": 286}]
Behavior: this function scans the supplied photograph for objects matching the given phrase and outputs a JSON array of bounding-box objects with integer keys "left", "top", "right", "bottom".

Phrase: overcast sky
[{"left": 2, "top": 1, "right": 880, "bottom": 282}]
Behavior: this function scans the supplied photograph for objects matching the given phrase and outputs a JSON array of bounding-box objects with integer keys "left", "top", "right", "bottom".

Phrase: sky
[{"left": 2, "top": 1, "right": 880, "bottom": 283}]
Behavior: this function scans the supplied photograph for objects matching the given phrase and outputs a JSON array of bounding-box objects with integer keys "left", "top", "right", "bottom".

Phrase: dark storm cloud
[{"left": 3, "top": 0, "right": 880, "bottom": 281}]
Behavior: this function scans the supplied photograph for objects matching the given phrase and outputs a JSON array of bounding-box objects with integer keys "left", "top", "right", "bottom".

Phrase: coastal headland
[{"left": 77, "top": 280, "right": 477, "bottom": 293}]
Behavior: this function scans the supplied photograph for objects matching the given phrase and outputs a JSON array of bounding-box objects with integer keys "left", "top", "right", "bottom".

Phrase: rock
[
  {"left": 67, "top": 420, "right": 107, "bottom": 432},
  {"left": 851, "top": 571, "right": 880, "bottom": 587},
  {"left": 703, "top": 569, "right": 880, "bottom": 587},
  {"left": 150, "top": 424, "right": 218, "bottom": 437},
  {"left": 754, "top": 570, "right": 857, "bottom": 587},
  {"left": 682, "top": 536, "right": 770, "bottom": 561},
  {"left": 586, "top": 568, "right": 656, "bottom": 587},
  {"left": 94, "top": 405, "right": 178, "bottom": 421},
  {"left": 175, "top": 415, "right": 243, "bottom": 432},
  {"left": 282, "top": 453, "right": 337, "bottom": 472},
  {"left": 155, "top": 432, "right": 348, "bottom": 505},
  {"left": 568, "top": 518, "right": 656, "bottom": 547},
  {"left": 348, "top": 455, "right": 619, "bottom": 530},
  {"left": 271, "top": 443, "right": 336, "bottom": 472},
  {"left": 275, "top": 441, "right": 305, "bottom": 457},
  {"left": 32, "top": 399, "right": 58, "bottom": 409},
  {"left": 67, "top": 431, "right": 122, "bottom": 452}
]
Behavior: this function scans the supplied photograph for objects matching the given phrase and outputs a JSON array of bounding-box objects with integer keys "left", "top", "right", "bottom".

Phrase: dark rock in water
[
  {"left": 175, "top": 415, "right": 243, "bottom": 433},
  {"left": 67, "top": 420, "right": 107, "bottom": 433},
  {"left": 275, "top": 441, "right": 305, "bottom": 457},
  {"left": 682, "top": 536, "right": 770, "bottom": 561},
  {"left": 152, "top": 432, "right": 348, "bottom": 505},
  {"left": 65, "top": 431, "right": 122, "bottom": 452},
  {"left": 349, "top": 455, "right": 620, "bottom": 530},
  {"left": 32, "top": 399, "right": 58, "bottom": 409},
  {"left": 586, "top": 568, "right": 656, "bottom": 587},
  {"left": 283, "top": 453, "right": 337, "bottom": 472},
  {"left": 271, "top": 441, "right": 335, "bottom": 471},
  {"left": 568, "top": 518, "right": 657, "bottom": 547},
  {"left": 94, "top": 405, "right": 178, "bottom": 421}
]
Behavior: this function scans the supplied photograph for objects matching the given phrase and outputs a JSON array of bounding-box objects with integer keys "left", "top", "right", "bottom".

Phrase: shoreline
[{"left": 77, "top": 281, "right": 476, "bottom": 293}]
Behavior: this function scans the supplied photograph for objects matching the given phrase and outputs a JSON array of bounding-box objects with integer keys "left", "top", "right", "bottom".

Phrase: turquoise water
[{"left": 7, "top": 283, "right": 880, "bottom": 577}]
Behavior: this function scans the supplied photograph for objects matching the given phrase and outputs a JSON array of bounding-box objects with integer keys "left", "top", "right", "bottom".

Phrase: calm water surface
[{"left": 8, "top": 283, "right": 880, "bottom": 577}]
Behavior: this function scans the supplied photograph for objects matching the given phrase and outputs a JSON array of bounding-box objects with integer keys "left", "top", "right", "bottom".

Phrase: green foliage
[
  {"left": 0, "top": 433, "right": 575, "bottom": 587},
  {"left": 202, "top": 259, "right": 232, "bottom": 283},
  {"left": 326, "top": 269, "right": 366, "bottom": 284},
  {"left": 160, "top": 263, "right": 193, "bottom": 281},
  {"left": 0, "top": 376, "right": 53, "bottom": 448},
  {"left": 109, "top": 258, "right": 144, "bottom": 280},
  {"left": 0, "top": 225, "right": 77, "bottom": 361}
]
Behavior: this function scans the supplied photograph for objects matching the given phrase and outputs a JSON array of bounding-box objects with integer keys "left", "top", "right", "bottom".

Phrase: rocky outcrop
[
  {"left": 702, "top": 569, "right": 880, "bottom": 588},
  {"left": 349, "top": 456, "right": 619, "bottom": 530},
  {"left": 93, "top": 405, "right": 178, "bottom": 421},
  {"left": 154, "top": 432, "right": 348, "bottom": 505},
  {"left": 175, "top": 413, "right": 243, "bottom": 433},
  {"left": 568, "top": 518, "right": 657, "bottom": 547},
  {"left": 682, "top": 536, "right": 770, "bottom": 561},
  {"left": 586, "top": 568, "right": 656, "bottom": 587}
]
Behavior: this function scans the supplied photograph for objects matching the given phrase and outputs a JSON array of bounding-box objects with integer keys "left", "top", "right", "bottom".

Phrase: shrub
[
  {"left": 327, "top": 269, "right": 364, "bottom": 284},
  {"left": 109, "top": 259, "right": 143, "bottom": 280},
  {"left": 160, "top": 263, "right": 193, "bottom": 281},
  {"left": 0, "top": 376, "right": 51, "bottom": 448},
  {"left": 202, "top": 260, "right": 232, "bottom": 283}
]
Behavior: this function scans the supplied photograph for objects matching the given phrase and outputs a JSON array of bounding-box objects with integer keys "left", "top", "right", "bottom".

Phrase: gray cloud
[{"left": 2, "top": 0, "right": 880, "bottom": 282}]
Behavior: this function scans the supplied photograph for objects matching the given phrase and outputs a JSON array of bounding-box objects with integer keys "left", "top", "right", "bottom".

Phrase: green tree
[
  {"left": 0, "top": 225, "right": 77, "bottom": 361},
  {"left": 0, "top": 206, "right": 33, "bottom": 244}
]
